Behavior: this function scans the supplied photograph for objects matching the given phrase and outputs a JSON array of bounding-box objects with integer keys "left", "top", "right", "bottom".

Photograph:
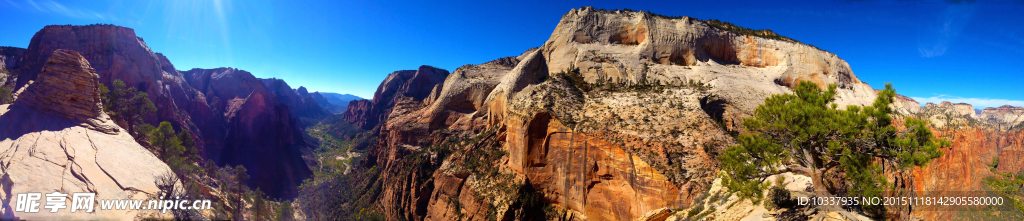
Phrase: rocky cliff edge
[{"left": 0, "top": 49, "right": 176, "bottom": 220}]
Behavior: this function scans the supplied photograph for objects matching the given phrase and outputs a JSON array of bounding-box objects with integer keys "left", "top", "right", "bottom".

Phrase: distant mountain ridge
[{"left": 313, "top": 92, "right": 364, "bottom": 114}]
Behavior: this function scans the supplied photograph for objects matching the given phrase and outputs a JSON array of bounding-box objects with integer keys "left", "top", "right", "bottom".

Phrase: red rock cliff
[{"left": 6, "top": 24, "right": 313, "bottom": 199}]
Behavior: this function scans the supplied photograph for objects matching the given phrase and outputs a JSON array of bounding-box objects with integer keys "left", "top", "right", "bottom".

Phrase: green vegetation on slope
[
  {"left": 305, "top": 114, "right": 375, "bottom": 177},
  {"left": 0, "top": 87, "right": 12, "bottom": 104},
  {"left": 298, "top": 114, "right": 381, "bottom": 220},
  {"left": 703, "top": 19, "right": 797, "bottom": 43},
  {"left": 582, "top": 7, "right": 822, "bottom": 50},
  {"left": 986, "top": 157, "right": 1024, "bottom": 214}
]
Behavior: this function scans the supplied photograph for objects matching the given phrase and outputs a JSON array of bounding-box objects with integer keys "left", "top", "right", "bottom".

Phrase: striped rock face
[{"left": 14, "top": 49, "right": 116, "bottom": 133}]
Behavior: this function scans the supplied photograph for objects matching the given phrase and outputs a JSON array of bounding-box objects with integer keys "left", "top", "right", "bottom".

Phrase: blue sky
[{"left": 1, "top": 0, "right": 1021, "bottom": 108}]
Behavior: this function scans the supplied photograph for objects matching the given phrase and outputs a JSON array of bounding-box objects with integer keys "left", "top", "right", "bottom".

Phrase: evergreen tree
[
  {"left": 150, "top": 122, "right": 186, "bottom": 170},
  {"left": 204, "top": 159, "right": 219, "bottom": 179},
  {"left": 718, "top": 81, "right": 949, "bottom": 219},
  {"left": 276, "top": 200, "right": 295, "bottom": 221},
  {"left": 135, "top": 123, "right": 156, "bottom": 142},
  {"left": 233, "top": 165, "right": 249, "bottom": 221},
  {"left": 252, "top": 188, "right": 266, "bottom": 221},
  {"left": 177, "top": 128, "right": 198, "bottom": 160},
  {"left": 149, "top": 122, "right": 203, "bottom": 187},
  {"left": 101, "top": 80, "right": 156, "bottom": 138}
]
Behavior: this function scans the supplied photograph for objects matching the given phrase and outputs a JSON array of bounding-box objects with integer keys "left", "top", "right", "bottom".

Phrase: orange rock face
[
  {"left": 508, "top": 112, "right": 683, "bottom": 221},
  {"left": 996, "top": 131, "right": 1024, "bottom": 174},
  {"left": 912, "top": 128, "right": 1002, "bottom": 193},
  {"left": 896, "top": 103, "right": 1024, "bottom": 220},
  {"left": 346, "top": 48, "right": 721, "bottom": 221},
  {"left": 739, "top": 36, "right": 781, "bottom": 68}
]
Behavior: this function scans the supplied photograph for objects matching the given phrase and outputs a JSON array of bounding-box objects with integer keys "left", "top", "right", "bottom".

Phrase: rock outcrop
[
  {"left": 542, "top": 7, "right": 877, "bottom": 117},
  {"left": 14, "top": 49, "right": 117, "bottom": 133},
  {"left": 341, "top": 65, "right": 449, "bottom": 130},
  {"left": 0, "top": 49, "right": 176, "bottom": 220},
  {"left": 889, "top": 92, "right": 921, "bottom": 115}
]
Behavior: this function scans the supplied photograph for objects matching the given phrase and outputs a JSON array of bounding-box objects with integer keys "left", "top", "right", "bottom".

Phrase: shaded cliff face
[
  {"left": 0, "top": 49, "right": 176, "bottom": 220},
  {"left": 261, "top": 79, "right": 330, "bottom": 123},
  {"left": 341, "top": 65, "right": 450, "bottom": 130},
  {"left": 182, "top": 68, "right": 312, "bottom": 198},
  {"left": 9, "top": 24, "right": 211, "bottom": 154}
]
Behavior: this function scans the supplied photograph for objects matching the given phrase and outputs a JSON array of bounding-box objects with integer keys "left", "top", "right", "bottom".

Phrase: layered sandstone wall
[
  {"left": 541, "top": 7, "right": 878, "bottom": 129},
  {"left": 355, "top": 48, "right": 726, "bottom": 221},
  {"left": 981, "top": 105, "right": 1024, "bottom": 130},
  {"left": 14, "top": 49, "right": 117, "bottom": 133},
  {"left": 543, "top": 7, "right": 860, "bottom": 86}
]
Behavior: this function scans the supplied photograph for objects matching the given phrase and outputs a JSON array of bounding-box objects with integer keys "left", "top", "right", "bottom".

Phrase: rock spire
[{"left": 15, "top": 49, "right": 117, "bottom": 133}]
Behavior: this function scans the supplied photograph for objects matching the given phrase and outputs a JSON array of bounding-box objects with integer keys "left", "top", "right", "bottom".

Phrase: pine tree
[
  {"left": 204, "top": 159, "right": 219, "bottom": 179},
  {"left": 102, "top": 80, "right": 156, "bottom": 138},
  {"left": 150, "top": 122, "right": 186, "bottom": 170},
  {"left": 277, "top": 200, "right": 295, "bottom": 221},
  {"left": 252, "top": 188, "right": 266, "bottom": 221},
  {"left": 718, "top": 81, "right": 949, "bottom": 219},
  {"left": 177, "top": 128, "right": 198, "bottom": 160},
  {"left": 233, "top": 165, "right": 249, "bottom": 221}
]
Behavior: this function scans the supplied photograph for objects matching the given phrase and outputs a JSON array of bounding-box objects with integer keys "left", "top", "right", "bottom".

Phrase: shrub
[
  {"left": 765, "top": 185, "right": 794, "bottom": 210},
  {"left": 0, "top": 87, "right": 12, "bottom": 104}
]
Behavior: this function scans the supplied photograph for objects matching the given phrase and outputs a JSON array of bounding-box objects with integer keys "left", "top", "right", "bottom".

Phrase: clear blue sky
[{"left": 1, "top": 0, "right": 1022, "bottom": 108}]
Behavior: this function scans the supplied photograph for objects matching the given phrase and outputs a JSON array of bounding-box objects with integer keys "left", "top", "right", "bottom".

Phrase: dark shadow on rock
[{"left": 0, "top": 102, "right": 79, "bottom": 142}]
